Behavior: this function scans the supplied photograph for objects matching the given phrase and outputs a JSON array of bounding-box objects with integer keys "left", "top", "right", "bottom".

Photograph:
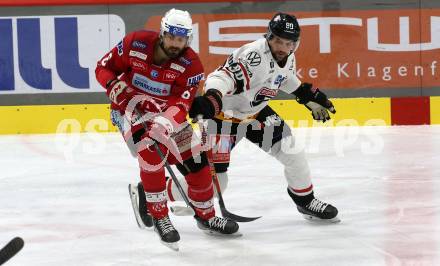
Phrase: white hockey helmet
[{"left": 160, "top": 8, "right": 193, "bottom": 46}]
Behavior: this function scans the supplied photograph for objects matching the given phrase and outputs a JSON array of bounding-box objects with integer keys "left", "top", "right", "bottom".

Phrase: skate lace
[
  {"left": 208, "top": 217, "right": 228, "bottom": 230},
  {"left": 158, "top": 216, "right": 175, "bottom": 235},
  {"left": 307, "top": 199, "right": 328, "bottom": 213}
]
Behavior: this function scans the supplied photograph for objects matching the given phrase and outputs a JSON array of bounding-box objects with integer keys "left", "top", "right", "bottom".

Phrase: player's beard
[
  {"left": 272, "top": 50, "right": 289, "bottom": 67},
  {"left": 273, "top": 51, "right": 288, "bottom": 62},
  {"left": 162, "top": 44, "right": 184, "bottom": 59}
]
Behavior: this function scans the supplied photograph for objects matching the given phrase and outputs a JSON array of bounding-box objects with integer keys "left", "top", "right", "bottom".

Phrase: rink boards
[
  {"left": 0, "top": 96, "right": 439, "bottom": 135},
  {"left": 0, "top": 0, "right": 439, "bottom": 134}
]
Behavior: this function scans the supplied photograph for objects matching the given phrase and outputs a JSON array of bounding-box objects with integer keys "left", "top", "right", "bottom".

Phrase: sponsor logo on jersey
[
  {"left": 179, "top": 57, "right": 192, "bottom": 65},
  {"left": 132, "top": 40, "right": 147, "bottom": 49},
  {"left": 150, "top": 69, "right": 159, "bottom": 79},
  {"left": 246, "top": 51, "right": 261, "bottom": 66},
  {"left": 289, "top": 57, "right": 295, "bottom": 70},
  {"left": 181, "top": 90, "right": 191, "bottom": 99},
  {"left": 224, "top": 55, "right": 249, "bottom": 94},
  {"left": 274, "top": 74, "right": 286, "bottom": 85},
  {"left": 117, "top": 41, "right": 123, "bottom": 56},
  {"left": 163, "top": 70, "right": 179, "bottom": 81},
  {"left": 130, "top": 59, "right": 148, "bottom": 71},
  {"left": 239, "top": 59, "right": 253, "bottom": 78},
  {"left": 251, "top": 87, "right": 278, "bottom": 107},
  {"left": 129, "top": 50, "right": 148, "bottom": 60},
  {"left": 132, "top": 73, "right": 171, "bottom": 96},
  {"left": 170, "top": 63, "right": 186, "bottom": 73},
  {"left": 187, "top": 73, "right": 204, "bottom": 86},
  {"left": 258, "top": 87, "right": 277, "bottom": 97}
]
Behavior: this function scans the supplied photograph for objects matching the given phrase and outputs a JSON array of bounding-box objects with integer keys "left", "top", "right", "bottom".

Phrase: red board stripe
[
  {"left": 0, "top": 0, "right": 272, "bottom": 7},
  {"left": 391, "top": 96, "right": 430, "bottom": 125}
]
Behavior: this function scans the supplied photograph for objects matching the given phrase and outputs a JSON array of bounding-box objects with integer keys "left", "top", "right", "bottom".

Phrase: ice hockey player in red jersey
[
  {"left": 166, "top": 13, "right": 340, "bottom": 223},
  {"left": 95, "top": 8, "right": 239, "bottom": 251}
]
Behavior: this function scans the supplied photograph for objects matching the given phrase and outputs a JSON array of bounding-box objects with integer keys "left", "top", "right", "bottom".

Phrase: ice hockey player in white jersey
[{"left": 138, "top": 12, "right": 340, "bottom": 224}]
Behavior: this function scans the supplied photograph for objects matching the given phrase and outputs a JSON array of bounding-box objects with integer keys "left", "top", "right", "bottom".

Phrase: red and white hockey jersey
[{"left": 95, "top": 30, "right": 204, "bottom": 125}]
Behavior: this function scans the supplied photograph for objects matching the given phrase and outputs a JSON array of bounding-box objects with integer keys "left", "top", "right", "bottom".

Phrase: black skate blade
[
  {"left": 222, "top": 210, "right": 261, "bottom": 223},
  {"left": 128, "top": 184, "right": 150, "bottom": 229},
  {"left": 301, "top": 214, "right": 341, "bottom": 223}
]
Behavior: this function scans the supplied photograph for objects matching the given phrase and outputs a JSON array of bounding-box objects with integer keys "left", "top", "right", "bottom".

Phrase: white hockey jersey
[{"left": 204, "top": 38, "right": 301, "bottom": 120}]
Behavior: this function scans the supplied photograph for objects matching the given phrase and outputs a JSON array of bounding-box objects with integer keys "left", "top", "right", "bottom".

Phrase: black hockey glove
[
  {"left": 189, "top": 89, "right": 223, "bottom": 120},
  {"left": 292, "top": 83, "right": 336, "bottom": 122}
]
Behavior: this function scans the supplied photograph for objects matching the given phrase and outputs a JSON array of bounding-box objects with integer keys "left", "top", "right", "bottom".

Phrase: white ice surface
[{"left": 1, "top": 125, "right": 440, "bottom": 266}]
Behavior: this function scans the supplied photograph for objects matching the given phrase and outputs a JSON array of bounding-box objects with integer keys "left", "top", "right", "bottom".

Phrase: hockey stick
[
  {"left": 0, "top": 237, "right": 24, "bottom": 265},
  {"left": 152, "top": 142, "right": 196, "bottom": 216},
  {"left": 133, "top": 108, "right": 195, "bottom": 216},
  {"left": 197, "top": 117, "right": 261, "bottom": 222}
]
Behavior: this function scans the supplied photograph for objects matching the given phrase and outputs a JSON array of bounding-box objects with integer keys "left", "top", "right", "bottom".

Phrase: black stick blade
[
  {"left": 0, "top": 237, "right": 24, "bottom": 265},
  {"left": 221, "top": 208, "right": 262, "bottom": 222}
]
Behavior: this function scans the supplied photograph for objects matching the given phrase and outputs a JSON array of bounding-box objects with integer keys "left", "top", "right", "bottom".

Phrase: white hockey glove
[{"left": 292, "top": 83, "right": 336, "bottom": 122}]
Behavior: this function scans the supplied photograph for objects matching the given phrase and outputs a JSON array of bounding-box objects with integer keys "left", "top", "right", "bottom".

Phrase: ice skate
[
  {"left": 297, "top": 198, "right": 340, "bottom": 223},
  {"left": 128, "top": 182, "right": 153, "bottom": 228},
  {"left": 153, "top": 215, "right": 180, "bottom": 251},
  {"left": 194, "top": 215, "right": 241, "bottom": 237}
]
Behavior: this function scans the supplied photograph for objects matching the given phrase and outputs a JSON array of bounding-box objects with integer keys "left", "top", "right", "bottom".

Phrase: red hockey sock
[
  {"left": 140, "top": 168, "right": 168, "bottom": 219},
  {"left": 185, "top": 165, "right": 215, "bottom": 220}
]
